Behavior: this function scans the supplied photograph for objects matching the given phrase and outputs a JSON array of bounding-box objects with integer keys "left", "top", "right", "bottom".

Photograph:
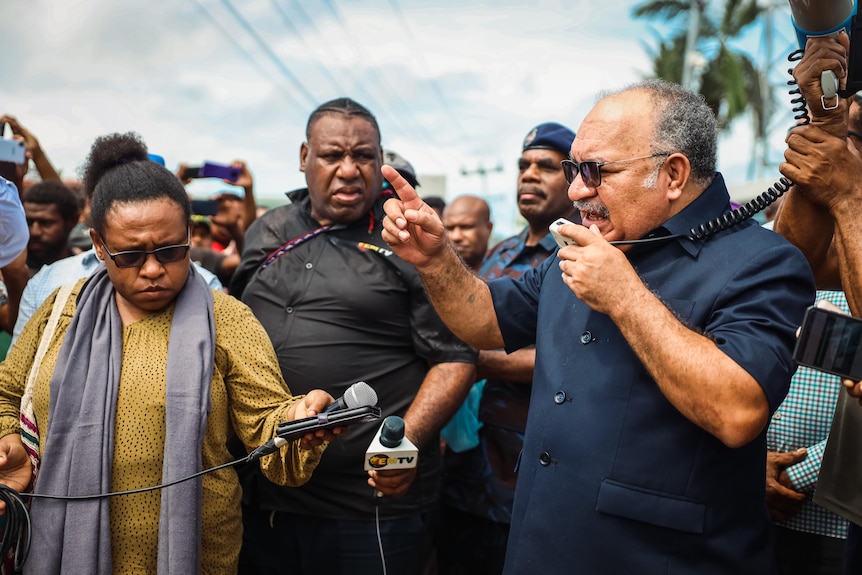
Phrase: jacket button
[
  {"left": 580, "top": 331, "right": 593, "bottom": 344},
  {"left": 539, "top": 451, "right": 552, "bottom": 466},
  {"left": 554, "top": 391, "right": 566, "bottom": 404}
]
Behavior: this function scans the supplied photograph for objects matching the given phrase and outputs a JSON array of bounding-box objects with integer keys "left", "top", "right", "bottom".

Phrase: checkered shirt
[{"left": 766, "top": 290, "right": 849, "bottom": 539}]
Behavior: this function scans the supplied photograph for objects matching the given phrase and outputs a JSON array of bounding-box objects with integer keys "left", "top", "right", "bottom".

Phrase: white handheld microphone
[
  {"left": 324, "top": 381, "right": 378, "bottom": 413},
  {"left": 364, "top": 416, "right": 418, "bottom": 472}
]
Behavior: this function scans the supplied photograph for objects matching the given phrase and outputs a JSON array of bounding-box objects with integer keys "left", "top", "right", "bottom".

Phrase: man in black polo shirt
[{"left": 231, "top": 97, "right": 476, "bottom": 575}]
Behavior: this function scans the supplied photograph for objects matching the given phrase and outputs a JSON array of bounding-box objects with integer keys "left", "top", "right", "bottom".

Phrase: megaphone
[
  {"left": 789, "top": 0, "right": 860, "bottom": 100},
  {"left": 790, "top": 0, "right": 856, "bottom": 50}
]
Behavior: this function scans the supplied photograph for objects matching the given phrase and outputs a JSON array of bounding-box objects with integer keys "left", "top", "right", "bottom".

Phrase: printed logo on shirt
[{"left": 357, "top": 242, "right": 394, "bottom": 257}]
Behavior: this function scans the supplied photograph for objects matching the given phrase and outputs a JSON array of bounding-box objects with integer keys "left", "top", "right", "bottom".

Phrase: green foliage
[{"left": 631, "top": 0, "right": 770, "bottom": 134}]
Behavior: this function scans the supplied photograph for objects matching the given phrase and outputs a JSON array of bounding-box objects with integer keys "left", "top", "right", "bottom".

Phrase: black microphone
[
  {"left": 364, "top": 416, "right": 418, "bottom": 472},
  {"left": 364, "top": 415, "right": 419, "bottom": 497},
  {"left": 248, "top": 384, "right": 381, "bottom": 461},
  {"left": 323, "top": 381, "right": 378, "bottom": 413},
  {"left": 247, "top": 436, "right": 290, "bottom": 461}
]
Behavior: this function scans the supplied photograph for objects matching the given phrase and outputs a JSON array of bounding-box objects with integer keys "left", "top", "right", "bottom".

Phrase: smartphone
[
  {"left": 185, "top": 161, "right": 240, "bottom": 182},
  {"left": 793, "top": 302, "right": 862, "bottom": 381},
  {"left": 275, "top": 405, "right": 381, "bottom": 439},
  {"left": 0, "top": 138, "right": 25, "bottom": 164},
  {"left": 549, "top": 218, "right": 578, "bottom": 249}
]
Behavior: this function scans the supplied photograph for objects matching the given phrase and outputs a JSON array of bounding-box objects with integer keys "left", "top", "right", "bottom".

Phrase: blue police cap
[{"left": 522, "top": 122, "right": 576, "bottom": 155}]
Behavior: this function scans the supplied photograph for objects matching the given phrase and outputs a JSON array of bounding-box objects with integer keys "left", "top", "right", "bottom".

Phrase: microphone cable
[
  {"left": 374, "top": 501, "right": 389, "bottom": 575},
  {"left": 0, "top": 484, "right": 32, "bottom": 573},
  {"left": 0, "top": 449, "right": 271, "bottom": 571},
  {"left": 0, "top": 403, "right": 380, "bottom": 570}
]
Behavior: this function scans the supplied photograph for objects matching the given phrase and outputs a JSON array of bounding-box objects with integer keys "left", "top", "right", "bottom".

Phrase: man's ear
[
  {"left": 664, "top": 153, "right": 691, "bottom": 202},
  {"left": 299, "top": 142, "right": 309, "bottom": 173}
]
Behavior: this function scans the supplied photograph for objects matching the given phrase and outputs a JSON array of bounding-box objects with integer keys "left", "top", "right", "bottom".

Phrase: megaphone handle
[{"left": 821, "top": 70, "right": 841, "bottom": 110}]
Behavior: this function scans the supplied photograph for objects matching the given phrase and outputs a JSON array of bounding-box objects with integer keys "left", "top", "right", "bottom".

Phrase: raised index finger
[{"left": 382, "top": 165, "right": 423, "bottom": 210}]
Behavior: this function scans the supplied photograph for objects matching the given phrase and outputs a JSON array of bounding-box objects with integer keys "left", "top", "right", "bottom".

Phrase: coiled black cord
[
  {"left": 787, "top": 49, "right": 811, "bottom": 126},
  {"left": 686, "top": 50, "right": 810, "bottom": 242},
  {"left": 0, "top": 485, "right": 31, "bottom": 574},
  {"left": 687, "top": 177, "right": 793, "bottom": 241}
]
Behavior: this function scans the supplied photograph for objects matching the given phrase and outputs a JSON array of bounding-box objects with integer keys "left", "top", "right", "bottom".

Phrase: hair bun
[{"left": 81, "top": 132, "right": 149, "bottom": 198}]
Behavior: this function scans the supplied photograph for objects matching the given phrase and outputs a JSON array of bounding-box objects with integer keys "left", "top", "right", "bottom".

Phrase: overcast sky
[{"left": 1, "top": 0, "right": 797, "bottom": 236}]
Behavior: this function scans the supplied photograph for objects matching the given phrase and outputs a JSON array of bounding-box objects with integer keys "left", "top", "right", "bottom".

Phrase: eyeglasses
[
  {"left": 849, "top": 130, "right": 862, "bottom": 140},
  {"left": 100, "top": 230, "right": 191, "bottom": 268},
  {"left": 561, "top": 153, "right": 671, "bottom": 187}
]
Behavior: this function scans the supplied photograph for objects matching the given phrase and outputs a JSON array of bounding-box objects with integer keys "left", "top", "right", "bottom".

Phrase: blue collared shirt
[
  {"left": 0, "top": 176, "right": 27, "bottom": 269},
  {"left": 491, "top": 173, "right": 815, "bottom": 574},
  {"left": 478, "top": 228, "right": 558, "bottom": 281}
]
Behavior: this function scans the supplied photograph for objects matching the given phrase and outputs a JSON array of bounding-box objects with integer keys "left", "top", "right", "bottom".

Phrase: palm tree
[{"left": 632, "top": 0, "right": 770, "bottom": 134}]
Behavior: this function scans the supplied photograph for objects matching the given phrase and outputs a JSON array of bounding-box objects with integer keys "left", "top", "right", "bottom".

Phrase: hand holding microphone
[
  {"left": 365, "top": 416, "right": 419, "bottom": 498},
  {"left": 323, "top": 381, "right": 378, "bottom": 413},
  {"left": 249, "top": 382, "right": 381, "bottom": 461}
]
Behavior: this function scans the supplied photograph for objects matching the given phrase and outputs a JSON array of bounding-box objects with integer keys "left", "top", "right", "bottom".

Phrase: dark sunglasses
[
  {"left": 100, "top": 229, "right": 191, "bottom": 268},
  {"left": 561, "top": 152, "right": 670, "bottom": 187}
]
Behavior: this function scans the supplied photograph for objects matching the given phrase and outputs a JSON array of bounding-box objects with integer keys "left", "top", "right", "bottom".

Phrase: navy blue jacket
[{"left": 489, "top": 174, "right": 815, "bottom": 574}]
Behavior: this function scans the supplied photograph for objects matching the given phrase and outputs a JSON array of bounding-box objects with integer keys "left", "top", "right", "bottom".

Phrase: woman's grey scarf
[{"left": 26, "top": 264, "right": 214, "bottom": 575}]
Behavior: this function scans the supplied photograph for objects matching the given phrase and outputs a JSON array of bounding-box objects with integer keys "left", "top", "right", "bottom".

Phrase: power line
[
  {"left": 386, "top": 0, "right": 467, "bottom": 143},
  {"left": 217, "top": 0, "right": 318, "bottom": 108},
  {"left": 270, "top": 0, "right": 396, "bottom": 120},
  {"left": 320, "top": 0, "right": 460, "bottom": 168},
  {"left": 268, "top": 0, "right": 347, "bottom": 97},
  {"left": 193, "top": 0, "right": 306, "bottom": 108}
]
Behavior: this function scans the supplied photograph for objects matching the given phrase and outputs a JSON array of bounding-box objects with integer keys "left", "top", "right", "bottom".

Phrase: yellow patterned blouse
[{"left": 0, "top": 280, "right": 325, "bottom": 574}]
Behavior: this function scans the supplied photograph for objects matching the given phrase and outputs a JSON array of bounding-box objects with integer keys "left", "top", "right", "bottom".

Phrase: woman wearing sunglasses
[{"left": 0, "top": 132, "right": 337, "bottom": 575}]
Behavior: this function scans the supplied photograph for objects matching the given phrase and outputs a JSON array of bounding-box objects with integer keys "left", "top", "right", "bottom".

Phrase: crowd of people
[{"left": 0, "top": 29, "right": 860, "bottom": 575}]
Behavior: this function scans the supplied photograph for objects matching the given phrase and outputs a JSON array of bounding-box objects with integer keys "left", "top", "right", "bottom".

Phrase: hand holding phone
[
  {"left": 549, "top": 218, "right": 578, "bottom": 249},
  {"left": 0, "top": 138, "right": 26, "bottom": 165},
  {"left": 184, "top": 161, "right": 240, "bottom": 183},
  {"left": 793, "top": 301, "right": 862, "bottom": 381}
]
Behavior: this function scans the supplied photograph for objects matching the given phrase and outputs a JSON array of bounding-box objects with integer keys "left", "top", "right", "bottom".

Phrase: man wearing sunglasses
[{"left": 381, "top": 79, "right": 814, "bottom": 574}]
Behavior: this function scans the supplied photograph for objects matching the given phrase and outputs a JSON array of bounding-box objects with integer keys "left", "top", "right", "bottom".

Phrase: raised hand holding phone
[
  {"left": 183, "top": 161, "right": 241, "bottom": 183},
  {"left": 793, "top": 300, "right": 862, "bottom": 381}
]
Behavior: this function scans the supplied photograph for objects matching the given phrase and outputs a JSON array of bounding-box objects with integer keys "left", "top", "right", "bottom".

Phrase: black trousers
[
  {"left": 238, "top": 503, "right": 436, "bottom": 575},
  {"left": 774, "top": 525, "right": 845, "bottom": 575},
  {"left": 436, "top": 505, "right": 509, "bottom": 575}
]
